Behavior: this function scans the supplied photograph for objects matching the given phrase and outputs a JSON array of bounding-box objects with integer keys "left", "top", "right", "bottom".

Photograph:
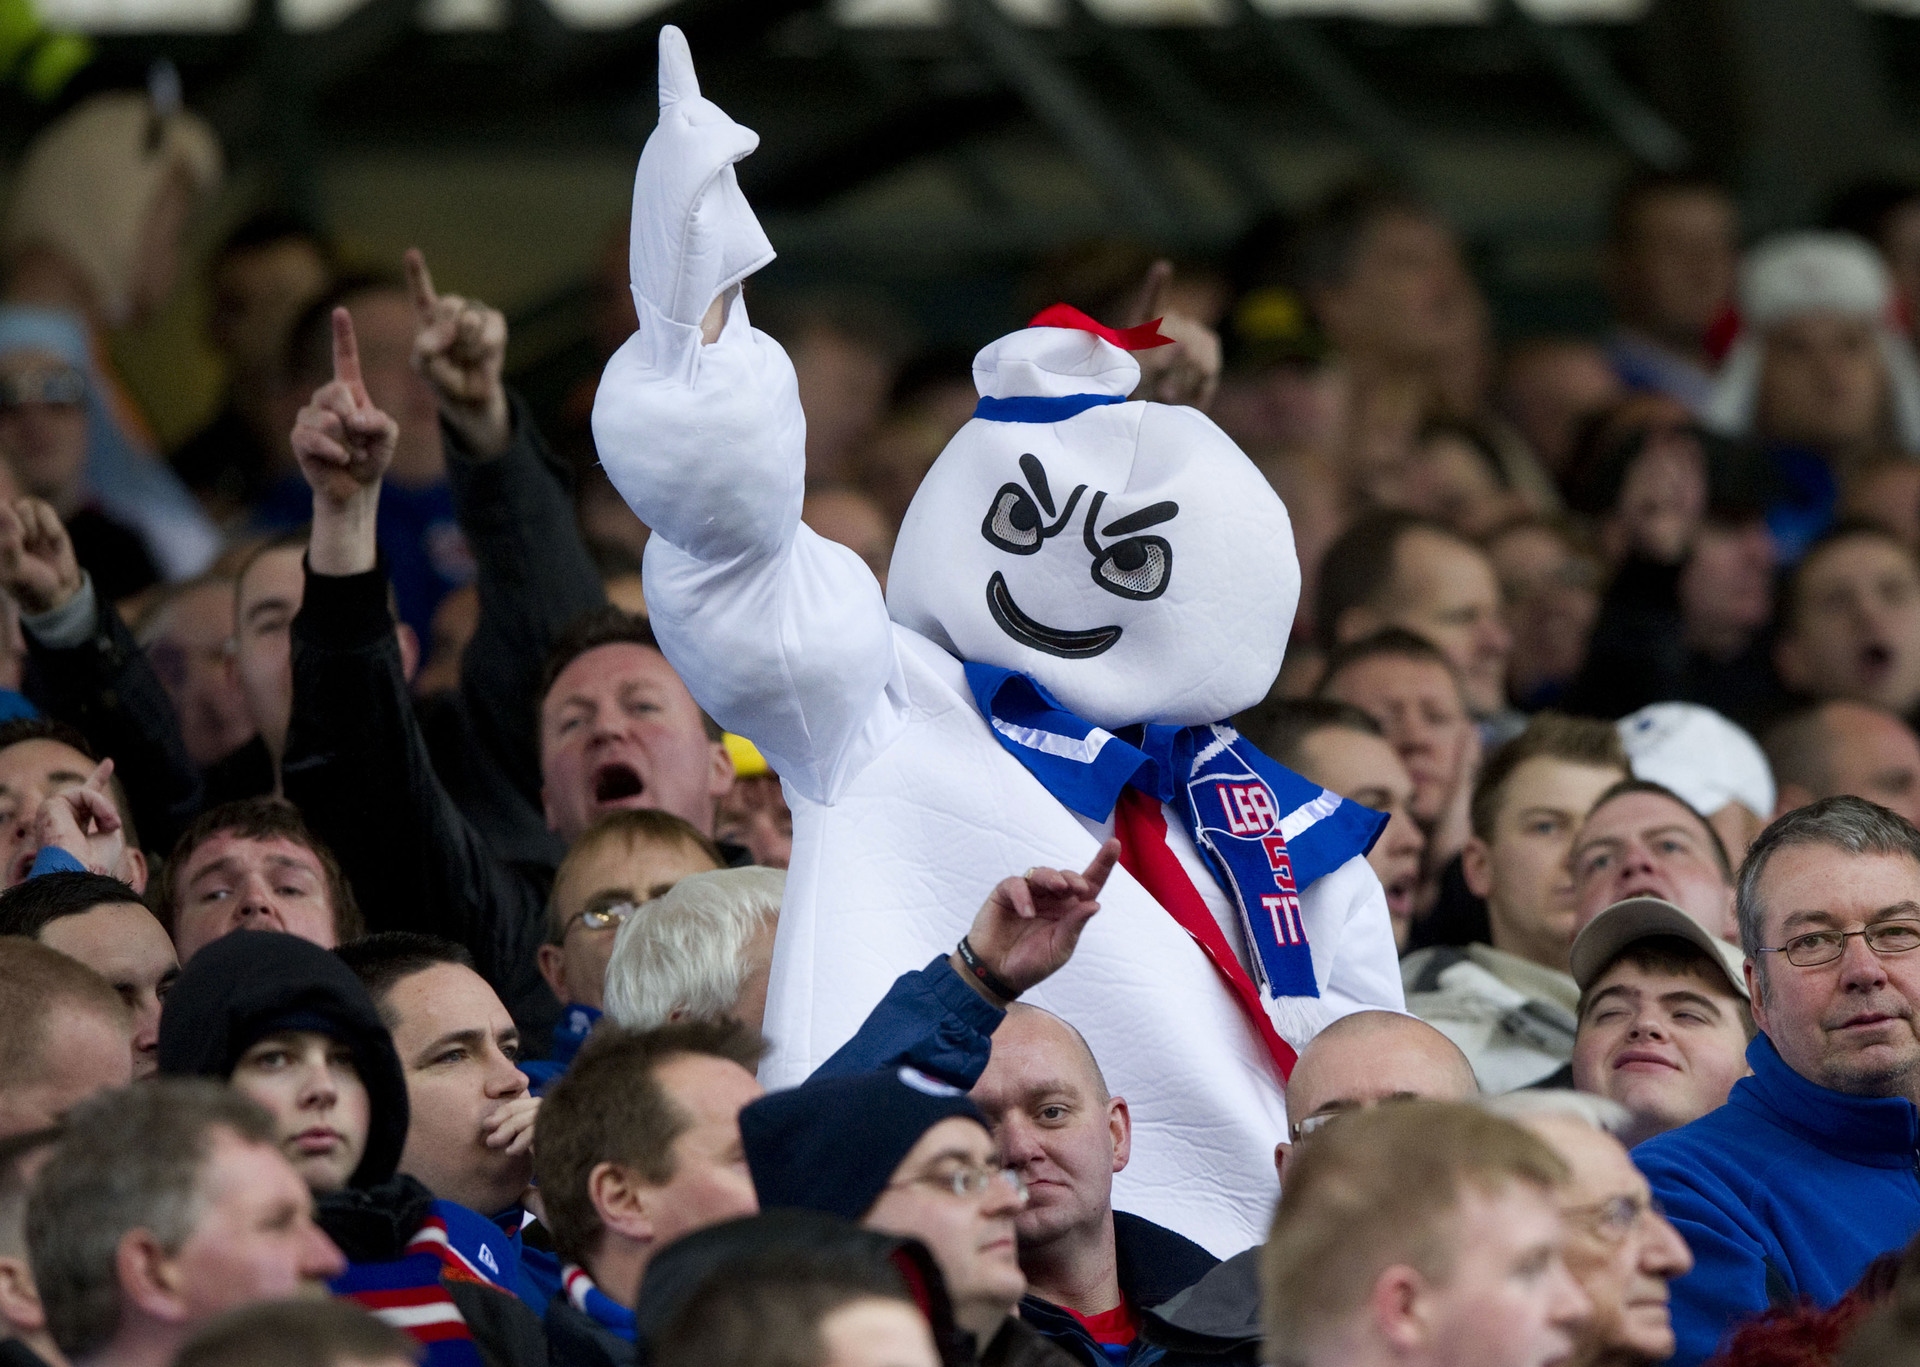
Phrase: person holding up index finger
[{"left": 278, "top": 246, "right": 626, "bottom": 1065}]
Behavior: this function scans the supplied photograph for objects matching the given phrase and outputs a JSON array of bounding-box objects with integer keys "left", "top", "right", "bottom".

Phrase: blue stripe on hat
[{"left": 973, "top": 393, "right": 1127, "bottom": 423}]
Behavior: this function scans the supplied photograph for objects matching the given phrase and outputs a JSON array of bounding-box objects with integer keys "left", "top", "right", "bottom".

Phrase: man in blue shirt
[{"left": 1637, "top": 795, "right": 1920, "bottom": 1366}]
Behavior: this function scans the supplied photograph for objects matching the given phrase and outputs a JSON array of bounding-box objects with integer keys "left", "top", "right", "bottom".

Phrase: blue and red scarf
[
  {"left": 967, "top": 664, "right": 1385, "bottom": 1072},
  {"left": 563, "top": 1263, "right": 637, "bottom": 1342},
  {"left": 331, "top": 1200, "right": 530, "bottom": 1367}
]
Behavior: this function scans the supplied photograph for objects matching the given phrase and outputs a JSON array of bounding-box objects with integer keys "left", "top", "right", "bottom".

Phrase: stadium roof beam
[
  {"left": 1067, "top": 0, "right": 1280, "bottom": 222},
  {"left": 1229, "top": 2, "right": 1424, "bottom": 190},
  {"left": 949, "top": 0, "right": 1186, "bottom": 239},
  {"left": 1500, "top": 0, "right": 1686, "bottom": 169}
]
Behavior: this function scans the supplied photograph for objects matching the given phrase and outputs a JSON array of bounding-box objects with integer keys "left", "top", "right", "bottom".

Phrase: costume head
[{"left": 886, "top": 314, "right": 1297, "bottom": 728}]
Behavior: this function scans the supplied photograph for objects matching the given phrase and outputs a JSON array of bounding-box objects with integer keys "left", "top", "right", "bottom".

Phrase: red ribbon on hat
[{"left": 1028, "top": 302, "right": 1176, "bottom": 351}]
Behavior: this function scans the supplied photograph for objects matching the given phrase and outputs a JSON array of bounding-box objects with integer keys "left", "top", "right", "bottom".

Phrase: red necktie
[{"left": 1112, "top": 787, "right": 1299, "bottom": 1080}]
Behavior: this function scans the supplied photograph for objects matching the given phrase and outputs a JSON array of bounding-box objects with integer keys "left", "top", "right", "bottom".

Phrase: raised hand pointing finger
[
  {"left": 405, "top": 246, "right": 439, "bottom": 323},
  {"left": 332, "top": 307, "right": 370, "bottom": 407},
  {"left": 404, "top": 246, "right": 511, "bottom": 457}
]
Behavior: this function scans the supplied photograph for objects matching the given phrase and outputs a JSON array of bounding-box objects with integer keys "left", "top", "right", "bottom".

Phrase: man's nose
[
  {"left": 1836, "top": 931, "right": 1891, "bottom": 988},
  {"left": 488, "top": 1051, "right": 528, "bottom": 1097},
  {"left": 1643, "top": 1211, "right": 1694, "bottom": 1279},
  {"left": 995, "top": 1116, "right": 1045, "bottom": 1168},
  {"left": 1617, "top": 839, "right": 1659, "bottom": 880},
  {"left": 133, "top": 1001, "right": 162, "bottom": 1054},
  {"left": 1627, "top": 1010, "right": 1668, "bottom": 1042},
  {"left": 303, "top": 1224, "right": 348, "bottom": 1280},
  {"left": 238, "top": 873, "right": 279, "bottom": 918},
  {"left": 979, "top": 1171, "right": 1027, "bottom": 1218},
  {"left": 1550, "top": 1262, "right": 1594, "bottom": 1328}
]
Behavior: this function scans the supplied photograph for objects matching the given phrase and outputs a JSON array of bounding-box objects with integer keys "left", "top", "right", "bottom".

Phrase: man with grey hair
[
  {"left": 1637, "top": 795, "right": 1920, "bottom": 1367},
  {"left": 25, "top": 1079, "right": 344, "bottom": 1367},
  {"left": 601, "top": 866, "right": 784, "bottom": 1034},
  {"left": 1489, "top": 1092, "right": 1693, "bottom": 1367}
]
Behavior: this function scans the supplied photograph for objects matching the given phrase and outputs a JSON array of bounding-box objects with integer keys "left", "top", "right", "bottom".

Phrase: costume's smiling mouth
[{"left": 986, "top": 572, "right": 1123, "bottom": 659}]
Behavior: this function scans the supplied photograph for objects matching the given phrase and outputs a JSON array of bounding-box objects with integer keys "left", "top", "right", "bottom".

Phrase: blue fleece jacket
[{"left": 1635, "top": 1033, "right": 1920, "bottom": 1367}]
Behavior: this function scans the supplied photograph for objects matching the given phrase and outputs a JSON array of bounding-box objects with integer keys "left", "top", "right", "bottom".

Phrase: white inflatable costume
[{"left": 593, "top": 29, "right": 1404, "bottom": 1257}]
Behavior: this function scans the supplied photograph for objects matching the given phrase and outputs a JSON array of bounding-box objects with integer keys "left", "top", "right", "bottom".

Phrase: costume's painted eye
[
  {"left": 1091, "top": 536, "right": 1172, "bottom": 599},
  {"left": 984, "top": 484, "right": 1045, "bottom": 553}
]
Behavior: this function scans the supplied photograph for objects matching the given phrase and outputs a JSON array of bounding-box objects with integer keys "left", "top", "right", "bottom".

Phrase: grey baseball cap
[{"left": 1569, "top": 896, "right": 1749, "bottom": 1001}]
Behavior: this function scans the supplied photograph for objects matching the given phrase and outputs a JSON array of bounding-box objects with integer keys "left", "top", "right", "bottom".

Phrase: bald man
[
  {"left": 971, "top": 1004, "right": 1218, "bottom": 1367},
  {"left": 1764, "top": 699, "right": 1920, "bottom": 829},
  {"left": 1137, "top": 1012, "right": 1480, "bottom": 1367}
]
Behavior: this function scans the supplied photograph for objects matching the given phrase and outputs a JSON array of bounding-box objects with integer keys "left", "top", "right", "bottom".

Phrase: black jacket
[
  {"left": 283, "top": 399, "right": 604, "bottom": 1046},
  {"left": 1020, "top": 1212, "right": 1219, "bottom": 1367},
  {"left": 0, "top": 1336, "right": 55, "bottom": 1367},
  {"left": 545, "top": 1294, "right": 635, "bottom": 1367},
  {"left": 1561, "top": 553, "right": 1787, "bottom": 731},
  {"left": 26, "top": 395, "right": 594, "bottom": 882},
  {"left": 1134, "top": 1246, "right": 1259, "bottom": 1367},
  {"left": 155, "top": 929, "right": 410, "bottom": 1187}
]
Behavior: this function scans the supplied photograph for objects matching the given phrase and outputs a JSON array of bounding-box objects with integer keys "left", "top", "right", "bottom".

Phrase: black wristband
[{"left": 956, "top": 935, "right": 1022, "bottom": 1003}]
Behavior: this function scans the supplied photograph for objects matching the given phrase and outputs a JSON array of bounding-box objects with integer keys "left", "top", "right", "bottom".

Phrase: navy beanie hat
[{"left": 740, "top": 1067, "right": 990, "bottom": 1222}]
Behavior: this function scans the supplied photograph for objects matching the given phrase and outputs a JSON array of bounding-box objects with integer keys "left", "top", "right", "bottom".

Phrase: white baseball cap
[
  {"left": 1618, "top": 702, "right": 1775, "bottom": 820},
  {"left": 1570, "top": 896, "right": 1749, "bottom": 1001}
]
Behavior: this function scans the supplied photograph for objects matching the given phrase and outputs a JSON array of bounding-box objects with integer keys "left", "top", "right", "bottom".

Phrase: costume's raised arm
[{"left": 591, "top": 27, "right": 898, "bottom": 803}]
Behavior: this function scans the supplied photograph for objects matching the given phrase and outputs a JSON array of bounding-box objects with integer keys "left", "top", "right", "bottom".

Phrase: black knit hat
[
  {"left": 739, "top": 1067, "right": 989, "bottom": 1223},
  {"left": 156, "top": 930, "right": 409, "bottom": 1189}
]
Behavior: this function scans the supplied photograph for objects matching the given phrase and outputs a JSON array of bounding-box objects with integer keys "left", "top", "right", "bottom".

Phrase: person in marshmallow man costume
[{"left": 592, "top": 29, "right": 1405, "bottom": 1258}]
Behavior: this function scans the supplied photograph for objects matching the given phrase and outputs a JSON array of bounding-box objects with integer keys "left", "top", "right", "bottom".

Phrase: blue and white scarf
[{"left": 966, "top": 664, "right": 1385, "bottom": 1001}]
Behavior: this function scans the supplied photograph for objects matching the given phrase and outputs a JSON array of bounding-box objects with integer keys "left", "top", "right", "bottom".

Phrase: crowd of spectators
[{"left": 15, "top": 66, "right": 1920, "bottom": 1367}]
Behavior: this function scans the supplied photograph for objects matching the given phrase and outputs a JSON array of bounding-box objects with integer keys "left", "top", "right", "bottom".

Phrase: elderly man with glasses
[
  {"left": 1636, "top": 796, "right": 1920, "bottom": 1367},
  {"left": 1493, "top": 1093, "right": 1693, "bottom": 1367}
]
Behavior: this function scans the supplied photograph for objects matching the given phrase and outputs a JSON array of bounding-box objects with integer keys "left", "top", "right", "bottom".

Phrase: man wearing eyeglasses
[
  {"left": 1494, "top": 1093, "right": 1693, "bottom": 1367},
  {"left": 1636, "top": 795, "right": 1920, "bottom": 1367}
]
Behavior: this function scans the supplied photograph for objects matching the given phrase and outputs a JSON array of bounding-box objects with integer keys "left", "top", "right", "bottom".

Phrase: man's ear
[
  {"left": 1746, "top": 957, "right": 1768, "bottom": 1027},
  {"left": 589, "top": 1161, "right": 655, "bottom": 1248},
  {"left": 0, "top": 1254, "right": 46, "bottom": 1335},
  {"left": 536, "top": 944, "right": 570, "bottom": 1005},
  {"left": 116, "top": 1228, "right": 186, "bottom": 1326},
  {"left": 1272, "top": 1141, "right": 1291, "bottom": 1184},
  {"left": 1108, "top": 1095, "right": 1131, "bottom": 1175},
  {"left": 396, "top": 622, "right": 421, "bottom": 685},
  {"left": 119, "top": 847, "right": 150, "bottom": 896},
  {"left": 1459, "top": 836, "right": 1493, "bottom": 900},
  {"left": 1368, "top": 1264, "right": 1429, "bottom": 1352},
  {"left": 708, "top": 740, "right": 736, "bottom": 800}
]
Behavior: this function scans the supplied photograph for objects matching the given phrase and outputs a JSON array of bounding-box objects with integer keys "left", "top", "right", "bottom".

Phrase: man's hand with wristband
[{"left": 951, "top": 838, "right": 1122, "bottom": 1007}]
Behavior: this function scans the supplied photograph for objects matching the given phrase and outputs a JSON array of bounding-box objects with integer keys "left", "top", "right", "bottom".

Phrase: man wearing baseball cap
[
  {"left": 1566, "top": 897, "right": 1754, "bottom": 1146},
  {"left": 741, "top": 1067, "right": 1075, "bottom": 1367}
]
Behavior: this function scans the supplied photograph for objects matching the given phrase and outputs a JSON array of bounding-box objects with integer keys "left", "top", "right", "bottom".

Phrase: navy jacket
[
  {"left": 1020, "top": 1213, "right": 1219, "bottom": 1367},
  {"left": 815, "top": 954, "right": 1008, "bottom": 1086},
  {"left": 1635, "top": 1033, "right": 1920, "bottom": 1367}
]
